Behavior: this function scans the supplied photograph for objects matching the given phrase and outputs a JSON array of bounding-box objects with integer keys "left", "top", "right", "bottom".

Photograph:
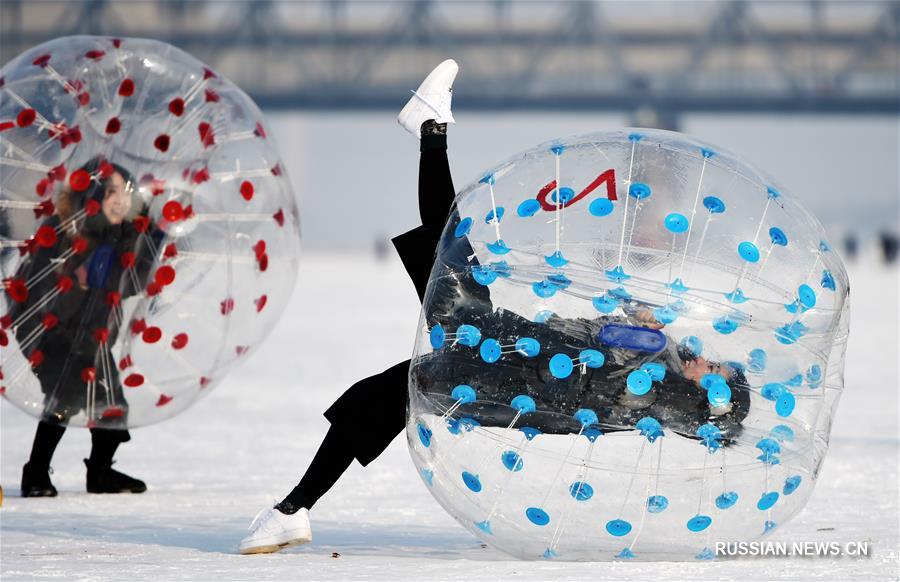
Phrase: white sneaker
[
  {"left": 398, "top": 58, "right": 458, "bottom": 138},
  {"left": 238, "top": 505, "right": 313, "bottom": 555}
]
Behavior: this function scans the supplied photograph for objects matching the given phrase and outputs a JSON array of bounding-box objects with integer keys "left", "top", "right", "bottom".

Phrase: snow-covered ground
[{"left": 2, "top": 252, "right": 898, "bottom": 581}]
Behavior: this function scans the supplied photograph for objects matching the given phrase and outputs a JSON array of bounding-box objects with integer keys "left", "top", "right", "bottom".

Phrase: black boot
[
  {"left": 21, "top": 463, "right": 58, "bottom": 497},
  {"left": 21, "top": 421, "right": 66, "bottom": 497},
  {"left": 84, "top": 459, "right": 147, "bottom": 494},
  {"left": 85, "top": 428, "right": 145, "bottom": 494}
]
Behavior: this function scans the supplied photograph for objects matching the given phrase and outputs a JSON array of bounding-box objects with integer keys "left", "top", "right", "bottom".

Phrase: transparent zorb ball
[{"left": 407, "top": 129, "right": 849, "bottom": 560}]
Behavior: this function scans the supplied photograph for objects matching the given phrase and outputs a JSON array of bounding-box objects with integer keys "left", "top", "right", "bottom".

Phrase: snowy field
[{"left": 1, "top": 252, "right": 898, "bottom": 581}]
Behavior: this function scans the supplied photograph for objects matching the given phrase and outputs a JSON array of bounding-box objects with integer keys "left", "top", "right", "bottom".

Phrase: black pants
[{"left": 27, "top": 420, "right": 131, "bottom": 470}]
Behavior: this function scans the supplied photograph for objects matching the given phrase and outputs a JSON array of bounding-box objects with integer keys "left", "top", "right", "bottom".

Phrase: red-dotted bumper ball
[
  {"left": 407, "top": 129, "right": 850, "bottom": 560},
  {"left": 0, "top": 36, "right": 300, "bottom": 428}
]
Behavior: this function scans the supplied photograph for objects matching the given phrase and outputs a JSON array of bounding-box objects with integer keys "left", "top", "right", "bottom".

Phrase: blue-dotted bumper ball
[
  {"left": 406, "top": 129, "right": 849, "bottom": 561},
  {"left": 0, "top": 37, "right": 300, "bottom": 428}
]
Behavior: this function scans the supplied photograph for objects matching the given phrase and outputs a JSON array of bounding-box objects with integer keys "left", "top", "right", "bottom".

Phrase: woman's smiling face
[{"left": 101, "top": 171, "right": 132, "bottom": 224}]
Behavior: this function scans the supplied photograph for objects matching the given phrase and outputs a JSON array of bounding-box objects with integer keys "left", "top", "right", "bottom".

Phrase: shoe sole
[{"left": 239, "top": 537, "right": 311, "bottom": 555}]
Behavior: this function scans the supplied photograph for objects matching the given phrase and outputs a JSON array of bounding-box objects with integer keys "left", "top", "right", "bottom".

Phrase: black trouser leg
[
  {"left": 88, "top": 428, "right": 131, "bottom": 466},
  {"left": 27, "top": 421, "right": 66, "bottom": 469},
  {"left": 279, "top": 425, "right": 356, "bottom": 512},
  {"left": 419, "top": 133, "right": 455, "bottom": 230}
]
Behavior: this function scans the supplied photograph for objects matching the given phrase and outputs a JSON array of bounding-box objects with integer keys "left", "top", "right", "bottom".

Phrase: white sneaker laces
[
  {"left": 247, "top": 503, "right": 277, "bottom": 533},
  {"left": 410, "top": 89, "right": 445, "bottom": 117}
]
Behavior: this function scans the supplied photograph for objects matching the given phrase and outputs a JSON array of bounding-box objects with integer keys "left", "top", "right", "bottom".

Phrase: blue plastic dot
[
  {"left": 647, "top": 495, "right": 669, "bottom": 513},
  {"left": 636, "top": 417, "right": 664, "bottom": 442},
  {"left": 569, "top": 481, "right": 594, "bottom": 501},
  {"left": 713, "top": 316, "right": 739, "bottom": 335},
  {"left": 592, "top": 294, "right": 618, "bottom": 314},
  {"left": 429, "top": 324, "right": 445, "bottom": 350},
  {"left": 696, "top": 547, "right": 715, "bottom": 561},
  {"left": 550, "top": 144, "right": 566, "bottom": 156},
  {"left": 462, "top": 471, "right": 482, "bottom": 493},
  {"left": 784, "top": 475, "right": 802, "bottom": 495},
  {"left": 454, "top": 217, "right": 473, "bottom": 238},
  {"left": 542, "top": 548, "right": 558, "bottom": 560},
  {"left": 700, "top": 147, "right": 716, "bottom": 158},
  {"left": 664, "top": 213, "right": 689, "bottom": 233},
  {"left": 641, "top": 362, "right": 666, "bottom": 381},
  {"left": 821, "top": 270, "right": 836, "bottom": 291},
  {"left": 589, "top": 198, "right": 614, "bottom": 217},
  {"left": 679, "top": 336, "right": 703, "bottom": 358},
  {"left": 785, "top": 373, "right": 803, "bottom": 387},
  {"left": 697, "top": 423, "right": 723, "bottom": 451},
  {"left": 628, "top": 132, "right": 643, "bottom": 142},
  {"left": 417, "top": 422, "right": 432, "bottom": 447},
  {"left": 738, "top": 241, "right": 761, "bottom": 263},
  {"left": 761, "top": 382, "right": 786, "bottom": 401},
  {"left": 547, "top": 273, "right": 571, "bottom": 289},
  {"left": 626, "top": 370, "right": 653, "bottom": 395},
  {"left": 798, "top": 284, "right": 817, "bottom": 309},
  {"left": 668, "top": 278, "right": 689, "bottom": 294},
  {"left": 517, "top": 199, "right": 541, "bottom": 217},
  {"left": 766, "top": 186, "right": 781, "bottom": 199},
  {"left": 628, "top": 183, "right": 652, "bottom": 200},
  {"left": 769, "top": 227, "right": 788, "bottom": 246},
  {"left": 534, "top": 309, "right": 555, "bottom": 323},
  {"left": 451, "top": 384, "right": 477, "bottom": 404},
  {"left": 687, "top": 515, "right": 712, "bottom": 532},
  {"left": 456, "top": 325, "right": 482, "bottom": 347},
  {"left": 583, "top": 428, "right": 603, "bottom": 442},
  {"left": 708, "top": 383, "right": 732, "bottom": 407},
  {"left": 819, "top": 240, "right": 832, "bottom": 252},
  {"left": 472, "top": 265, "right": 498, "bottom": 286},
  {"left": 606, "top": 519, "right": 632, "bottom": 537},
  {"left": 487, "top": 239, "right": 511, "bottom": 255},
  {"left": 700, "top": 373, "right": 726, "bottom": 390},
  {"left": 515, "top": 337, "right": 541, "bottom": 358},
  {"left": 748, "top": 348, "right": 767, "bottom": 372},
  {"left": 550, "top": 187, "right": 575, "bottom": 205},
  {"left": 653, "top": 305, "right": 679, "bottom": 324},
  {"left": 580, "top": 349, "right": 605, "bottom": 369},
  {"left": 807, "top": 364, "right": 823, "bottom": 388},
  {"left": 510, "top": 394, "right": 536, "bottom": 413},
  {"left": 605, "top": 265, "right": 630, "bottom": 282},
  {"left": 724, "top": 288, "right": 748, "bottom": 304},
  {"left": 703, "top": 196, "right": 726, "bottom": 214},
  {"left": 775, "top": 392, "right": 796, "bottom": 417},
  {"left": 520, "top": 426, "right": 542, "bottom": 441},
  {"left": 757, "top": 491, "right": 779, "bottom": 510},
  {"left": 501, "top": 450, "right": 524, "bottom": 472},
  {"left": 716, "top": 491, "right": 739, "bottom": 509},
  {"left": 549, "top": 353, "right": 574, "bottom": 379},
  {"left": 526, "top": 507, "right": 550, "bottom": 526},
  {"left": 545, "top": 250, "right": 568, "bottom": 268},
  {"left": 474, "top": 520, "right": 492, "bottom": 535},
  {"left": 764, "top": 521, "right": 777, "bottom": 533},
  {"left": 532, "top": 280, "right": 557, "bottom": 298},
  {"left": 616, "top": 548, "right": 636, "bottom": 560},
  {"left": 485, "top": 207, "right": 504, "bottom": 224},
  {"left": 419, "top": 468, "right": 434, "bottom": 486},
  {"left": 574, "top": 408, "right": 599, "bottom": 426},
  {"left": 480, "top": 339, "right": 502, "bottom": 364},
  {"left": 770, "top": 424, "right": 795, "bottom": 442},
  {"left": 479, "top": 174, "right": 495, "bottom": 185}
]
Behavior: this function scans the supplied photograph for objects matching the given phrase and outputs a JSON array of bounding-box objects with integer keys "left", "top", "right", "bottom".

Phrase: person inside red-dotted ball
[{"left": 6, "top": 156, "right": 159, "bottom": 497}]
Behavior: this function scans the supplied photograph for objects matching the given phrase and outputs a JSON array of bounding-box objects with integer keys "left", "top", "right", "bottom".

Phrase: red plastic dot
[
  {"left": 0, "top": 314, "right": 12, "bottom": 329},
  {"left": 258, "top": 253, "right": 269, "bottom": 272},
  {"left": 220, "top": 298, "right": 235, "bottom": 315},
  {"left": 271, "top": 164, "right": 282, "bottom": 176},
  {"left": 77, "top": 92, "right": 90, "bottom": 107},
  {"left": 85, "top": 199, "right": 101, "bottom": 216},
  {"left": 124, "top": 373, "right": 144, "bottom": 387},
  {"left": 29, "top": 349, "right": 44, "bottom": 367},
  {"left": 93, "top": 328, "right": 110, "bottom": 344},
  {"left": 55, "top": 275, "right": 73, "bottom": 294},
  {"left": 146, "top": 282, "right": 161, "bottom": 297},
  {"left": 70, "top": 169, "right": 92, "bottom": 192},
  {"left": 49, "top": 164, "right": 66, "bottom": 181},
  {"left": 154, "top": 134, "right": 170, "bottom": 152},
  {"left": 162, "top": 200, "right": 184, "bottom": 222},
  {"left": 118, "top": 78, "right": 135, "bottom": 97},
  {"left": 155, "top": 265, "right": 176, "bottom": 286},
  {"left": 105, "top": 291, "right": 121, "bottom": 306},
  {"left": 171, "top": 333, "right": 189, "bottom": 350},
  {"left": 198, "top": 121, "right": 215, "bottom": 147},
  {"left": 142, "top": 326, "right": 162, "bottom": 343},
  {"left": 35, "top": 178, "right": 51, "bottom": 197},
  {"left": 253, "top": 240, "right": 266, "bottom": 258},
  {"left": 156, "top": 394, "right": 174, "bottom": 407},
  {"left": 203, "top": 67, "right": 216, "bottom": 80},
  {"left": 5, "top": 278, "right": 28, "bottom": 303},
  {"left": 0, "top": 121, "right": 14, "bottom": 132},
  {"left": 117, "top": 252, "right": 135, "bottom": 270},
  {"left": 35, "top": 225, "right": 57, "bottom": 248},
  {"left": 130, "top": 319, "right": 147, "bottom": 335},
  {"left": 105, "top": 117, "right": 121, "bottom": 134},
  {"left": 16, "top": 108, "right": 36, "bottom": 127},
  {"left": 81, "top": 367, "right": 96, "bottom": 383},
  {"left": 163, "top": 243, "right": 178, "bottom": 259},
  {"left": 101, "top": 407, "right": 124, "bottom": 419},
  {"left": 32, "top": 53, "right": 51, "bottom": 67},
  {"left": 41, "top": 312, "right": 59, "bottom": 330},
  {"left": 254, "top": 121, "right": 266, "bottom": 138},
  {"left": 192, "top": 167, "right": 209, "bottom": 184},
  {"left": 235, "top": 346, "right": 249, "bottom": 356},
  {"left": 204, "top": 88, "right": 219, "bottom": 103},
  {"left": 199, "top": 377, "right": 211, "bottom": 387},
  {"left": 98, "top": 161, "right": 114, "bottom": 178},
  {"left": 273, "top": 208, "right": 285, "bottom": 227},
  {"left": 71, "top": 237, "right": 88, "bottom": 254},
  {"left": 255, "top": 294, "right": 268, "bottom": 313},
  {"left": 168, "top": 97, "right": 185, "bottom": 116},
  {"left": 85, "top": 49, "right": 105, "bottom": 60},
  {"left": 132, "top": 216, "right": 150, "bottom": 233},
  {"left": 112, "top": 38, "right": 122, "bottom": 49},
  {"left": 119, "top": 355, "right": 133, "bottom": 370},
  {"left": 0, "top": 329, "right": 7, "bottom": 347},
  {"left": 240, "top": 181, "right": 254, "bottom": 201},
  {"left": 34, "top": 200, "right": 54, "bottom": 218}
]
